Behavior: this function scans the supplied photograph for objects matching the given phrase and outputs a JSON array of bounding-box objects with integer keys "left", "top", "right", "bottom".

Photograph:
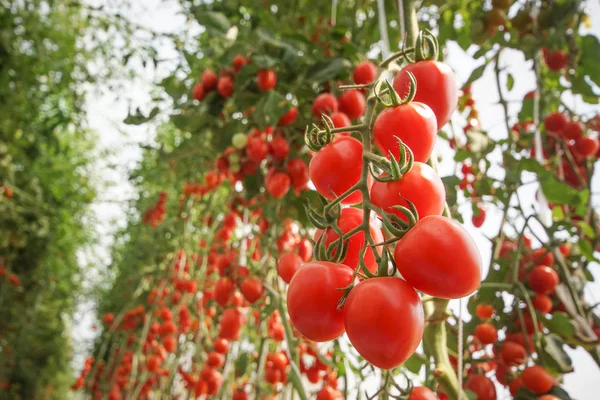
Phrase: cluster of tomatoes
[{"left": 142, "top": 191, "right": 168, "bottom": 228}]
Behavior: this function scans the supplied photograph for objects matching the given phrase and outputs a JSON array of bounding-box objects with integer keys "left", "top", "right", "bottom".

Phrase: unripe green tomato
[
  {"left": 471, "top": 20, "right": 485, "bottom": 35},
  {"left": 232, "top": 133, "right": 248, "bottom": 149},
  {"left": 228, "top": 153, "right": 240, "bottom": 166}
]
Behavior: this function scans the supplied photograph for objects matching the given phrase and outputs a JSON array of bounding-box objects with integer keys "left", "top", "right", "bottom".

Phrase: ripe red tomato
[
  {"left": 370, "top": 161, "right": 445, "bottom": 221},
  {"left": 240, "top": 277, "right": 264, "bottom": 304},
  {"left": 163, "top": 335, "right": 177, "bottom": 353},
  {"left": 464, "top": 374, "right": 496, "bottom": 400},
  {"left": 265, "top": 171, "right": 290, "bottom": 198},
  {"left": 270, "top": 136, "right": 289, "bottom": 160},
  {"left": 277, "top": 252, "right": 303, "bottom": 283},
  {"left": 521, "top": 365, "right": 555, "bottom": 394},
  {"left": 329, "top": 112, "right": 351, "bottom": 131},
  {"left": 297, "top": 238, "right": 313, "bottom": 261},
  {"left": 232, "top": 389, "right": 248, "bottom": 400},
  {"left": 532, "top": 293, "right": 553, "bottom": 313},
  {"left": 287, "top": 158, "right": 309, "bottom": 190},
  {"left": 538, "top": 395, "right": 561, "bottom": 400},
  {"left": 544, "top": 49, "right": 568, "bottom": 71},
  {"left": 509, "top": 377, "right": 524, "bottom": 396},
  {"left": 246, "top": 136, "right": 269, "bottom": 163},
  {"left": 218, "top": 308, "right": 245, "bottom": 340},
  {"left": 474, "top": 323, "right": 498, "bottom": 345},
  {"left": 217, "top": 76, "right": 234, "bottom": 98},
  {"left": 475, "top": 304, "right": 494, "bottom": 319},
  {"left": 562, "top": 121, "right": 584, "bottom": 140},
  {"left": 193, "top": 82, "right": 205, "bottom": 101},
  {"left": 559, "top": 243, "right": 571, "bottom": 257},
  {"left": 232, "top": 55, "right": 247, "bottom": 72},
  {"left": 575, "top": 135, "right": 599, "bottom": 157},
  {"left": 544, "top": 112, "right": 568, "bottom": 134},
  {"left": 501, "top": 342, "right": 527, "bottom": 366},
  {"left": 278, "top": 106, "right": 298, "bottom": 126},
  {"left": 287, "top": 261, "right": 353, "bottom": 342},
  {"left": 393, "top": 61, "right": 458, "bottom": 129},
  {"left": 338, "top": 90, "right": 366, "bottom": 119},
  {"left": 257, "top": 69, "right": 277, "bottom": 92},
  {"left": 394, "top": 216, "right": 482, "bottom": 298},
  {"left": 312, "top": 93, "right": 339, "bottom": 117},
  {"left": 343, "top": 277, "right": 424, "bottom": 369},
  {"left": 215, "top": 277, "right": 235, "bottom": 307},
  {"left": 205, "top": 368, "right": 223, "bottom": 395},
  {"left": 353, "top": 60, "right": 378, "bottom": 85},
  {"left": 146, "top": 355, "right": 161, "bottom": 372},
  {"left": 408, "top": 386, "right": 438, "bottom": 400},
  {"left": 316, "top": 386, "right": 342, "bottom": 400},
  {"left": 202, "top": 70, "right": 218, "bottom": 90},
  {"left": 373, "top": 102, "right": 437, "bottom": 163},
  {"left": 528, "top": 265, "right": 559, "bottom": 294},
  {"left": 213, "top": 338, "right": 229, "bottom": 354},
  {"left": 309, "top": 136, "right": 364, "bottom": 205},
  {"left": 472, "top": 205, "right": 486, "bottom": 228},
  {"left": 532, "top": 248, "right": 554, "bottom": 266},
  {"left": 207, "top": 351, "right": 224, "bottom": 368}
]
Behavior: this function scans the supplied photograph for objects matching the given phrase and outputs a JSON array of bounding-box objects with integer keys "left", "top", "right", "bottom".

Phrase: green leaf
[
  {"left": 161, "top": 76, "right": 187, "bottom": 100},
  {"left": 552, "top": 205, "right": 565, "bottom": 220},
  {"left": 577, "top": 239, "right": 599, "bottom": 262},
  {"left": 507, "top": 73, "right": 514, "bottom": 91},
  {"left": 253, "top": 55, "right": 279, "bottom": 69},
  {"left": 543, "top": 312, "right": 576, "bottom": 339},
  {"left": 464, "top": 62, "right": 487, "bottom": 87},
  {"left": 124, "top": 107, "right": 160, "bottom": 125},
  {"left": 307, "top": 58, "right": 352, "bottom": 83},
  {"left": 403, "top": 353, "right": 425, "bottom": 374},
  {"left": 539, "top": 333, "right": 574, "bottom": 374},
  {"left": 579, "top": 35, "right": 600, "bottom": 88},
  {"left": 518, "top": 96, "right": 534, "bottom": 122},
  {"left": 442, "top": 176, "right": 460, "bottom": 206},
  {"left": 194, "top": 11, "right": 231, "bottom": 34},
  {"left": 171, "top": 113, "right": 207, "bottom": 133}
]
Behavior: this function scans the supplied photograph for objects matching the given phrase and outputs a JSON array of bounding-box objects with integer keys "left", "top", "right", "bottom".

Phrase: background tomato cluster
[{"left": 2, "top": 0, "right": 600, "bottom": 399}]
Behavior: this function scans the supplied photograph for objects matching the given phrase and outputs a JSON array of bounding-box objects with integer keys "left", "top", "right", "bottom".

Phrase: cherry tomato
[
  {"left": 394, "top": 216, "right": 482, "bottom": 298},
  {"left": 532, "top": 248, "right": 554, "bottom": 266},
  {"left": 217, "top": 76, "right": 234, "bottom": 98},
  {"left": 408, "top": 386, "right": 438, "bottom": 400},
  {"left": 270, "top": 136, "right": 289, "bottom": 160},
  {"left": 163, "top": 335, "right": 177, "bottom": 353},
  {"left": 315, "top": 207, "right": 384, "bottom": 273},
  {"left": 575, "top": 135, "right": 599, "bottom": 157},
  {"left": 278, "top": 106, "right": 298, "bottom": 126},
  {"left": 521, "top": 365, "right": 555, "bottom": 394},
  {"left": 207, "top": 351, "right": 224, "bottom": 368},
  {"left": 240, "top": 277, "right": 264, "bottom": 304},
  {"left": 501, "top": 342, "right": 527, "bottom": 366},
  {"left": 373, "top": 102, "right": 437, "bottom": 163},
  {"left": 287, "top": 261, "right": 353, "bottom": 342},
  {"left": 353, "top": 60, "right": 378, "bottom": 85},
  {"left": 532, "top": 293, "right": 553, "bottom": 313},
  {"left": 528, "top": 265, "right": 559, "bottom": 294},
  {"left": 474, "top": 323, "right": 497, "bottom": 345},
  {"left": 464, "top": 374, "right": 496, "bottom": 400},
  {"left": 312, "top": 93, "right": 338, "bottom": 117},
  {"left": 277, "top": 252, "right": 303, "bottom": 284},
  {"left": 218, "top": 308, "right": 245, "bottom": 340},
  {"left": 193, "top": 82, "right": 205, "bottom": 101},
  {"left": 297, "top": 238, "right": 313, "bottom": 261},
  {"left": 370, "top": 162, "right": 445, "bottom": 221},
  {"left": 202, "top": 70, "right": 218, "bottom": 90},
  {"left": 509, "top": 377, "right": 523, "bottom": 396},
  {"left": 544, "top": 112, "right": 568, "bottom": 134},
  {"left": 330, "top": 111, "right": 351, "bottom": 132},
  {"left": 338, "top": 90, "right": 366, "bottom": 119},
  {"left": 257, "top": 69, "right": 277, "bottom": 92},
  {"left": 265, "top": 171, "right": 290, "bottom": 199},
  {"left": 232, "top": 55, "right": 247, "bottom": 72},
  {"left": 562, "top": 121, "right": 584, "bottom": 140},
  {"left": 215, "top": 277, "right": 235, "bottom": 307},
  {"left": 316, "top": 386, "right": 342, "bottom": 400},
  {"left": 287, "top": 158, "right": 309, "bottom": 190},
  {"left": 472, "top": 205, "right": 486, "bottom": 228},
  {"left": 475, "top": 304, "right": 494, "bottom": 319},
  {"left": 146, "top": 355, "right": 161, "bottom": 372},
  {"left": 343, "top": 277, "right": 424, "bottom": 369},
  {"left": 393, "top": 61, "right": 458, "bottom": 129},
  {"left": 539, "top": 395, "right": 561, "bottom": 400},
  {"left": 213, "top": 338, "right": 229, "bottom": 354},
  {"left": 544, "top": 49, "right": 568, "bottom": 71},
  {"left": 309, "top": 136, "right": 364, "bottom": 205}
]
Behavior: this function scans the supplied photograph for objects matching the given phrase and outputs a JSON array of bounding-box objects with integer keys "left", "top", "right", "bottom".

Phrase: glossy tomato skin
[
  {"left": 277, "top": 252, "right": 303, "bottom": 283},
  {"left": 265, "top": 171, "right": 290, "bottom": 199},
  {"left": 393, "top": 61, "right": 458, "bottom": 129},
  {"left": 373, "top": 102, "right": 437, "bottom": 163},
  {"left": 193, "top": 82, "right": 205, "bottom": 101},
  {"left": 408, "top": 386, "right": 438, "bottom": 400},
  {"left": 527, "top": 265, "right": 558, "bottom": 294},
  {"left": 370, "top": 162, "right": 445, "bottom": 221},
  {"left": 309, "top": 136, "right": 364, "bottom": 205},
  {"left": 217, "top": 76, "right": 234, "bottom": 98},
  {"left": 278, "top": 106, "right": 298, "bottom": 126},
  {"left": 312, "top": 93, "right": 338, "bottom": 117},
  {"left": 521, "top": 365, "right": 555, "bottom": 394},
  {"left": 218, "top": 308, "right": 245, "bottom": 340},
  {"left": 353, "top": 60, "right": 377, "bottom": 85},
  {"left": 394, "top": 216, "right": 482, "bottom": 298},
  {"left": 464, "top": 374, "right": 496, "bottom": 400},
  {"left": 257, "top": 69, "right": 277, "bottom": 91},
  {"left": 287, "top": 261, "right": 353, "bottom": 342},
  {"left": 286, "top": 158, "right": 309, "bottom": 190},
  {"left": 315, "top": 207, "right": 384, "bottom": 273},
  {"left": 338, "top": 90, "right": 366, "bottom": 119},
  {"left": 343, "top": 277, "right": 424, "bottom": 369}
]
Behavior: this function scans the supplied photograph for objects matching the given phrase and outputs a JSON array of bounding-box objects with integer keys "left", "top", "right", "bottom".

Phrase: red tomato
[
  {"left": 265, "top": 171, "right": 290, "bottom": 198},
  {"left": 287, "top": 261, "right": 353, "bottom": 342},
  {"left": 205, "top": 368, "right": 223, "bottom": 395},
  {"left": 217, "top": 76, "right": 234, "bottom": 98},
  {"left": 215, "top": 277, "right": 235, "bottom": 307},
  {"left": 509, "top": 377, "right": 523, "bottom": 396},
  {"left": 532, "top": 248, "right": 554, "bottom": 266},
  {"left": 408, "top": 386, "right": 438, "bottom": 400},
  {"left": 206, "top": 351, "right": 224, "bottom": 368},
  {"left": 532, "top": 293, "right": 553, "bottom": 313},
  {"left": 193, "top": 82, "right": 205, "bottom": 101},
  {"left": 559, "top": 243, "right": 571, "bottom": 257},
  {"left": 240, "top": 277, "right": 264, "bottom": 304},
  {"left": 575, "top": 135, "right": 599, "bottom": 157},
  {"left": 257, "top": 69, "right": 277, "bottom": 92},
  {"left": 218, "top": 308, "right": 245, "bottom": 340},
  {"left": 287, "top": 158, "right": 309, "bottom": 190},
  {"left": 330, "top": 111, "right": 351, "bottom": 131},
  {"left": 501, "top": 342, "right": 527, "bottom": 366},
  {"left": 475, "top": 304, "right": 494, "bottom": 319},
  {"left": 202, "top": 70, "right": 218, "bottom": 90},
  {"left": 270, "top": 136, "right": 289, "bottom": 160},
  {"left": 338, "top": 90, "right": 366, "bottom": 119},
  {"left": 394, "top": 216, "right": 482, "bottom": 298},
  {"left": 232, "top": 55, "right": 247, "bottom": 72},
  {"left": 309, "top": 136, "right": 364, "bottom": 205},
  {"left": 314, "top": 207, "right": 383, "bottom": 273},
  {"left": 316, "top": 386, "right": 342, "bottom": 400},
  {"left": 233, "top": 390, "right": 248, "bottom": 400},
  {"left": 297, "top": 238, "right": 313, "bottom": 261},
  {"left": 464, "top": 374, "right": 496, "bottom": 400},
  {"left": 544, "top": 49, "right": 568, "bottom": 71},
  {"left": 146, "top": 355, "right": 161, "bottom": 372},
  {"left": 539, "top": 396, "right": 561, "bottom": 400},
  {"left": 370, "top": 162, "right": 445, "bottom": 221},
  {"left": 373, "top": 102, "right": 437, "bottom": 163},
  {"left": 277, "top": 252, "right": 303, "bottom": 283},
  {"left": 246, "top": 136, "right": 269, "bottom": 163},
  {"left": 474, "top": 323, "right": 498, "bottom": 345},
  {"left": 353, "top": 60, "right": 378, "bottom": 85},
  {"left": 562, "top": 121, "right": 584, "bottom": 140},
  {"left": 544, "top": 112, "right": 568, "bottom": 134},
  {"left": 213, "top": 338, "right": 229, "bottom": 354},
  {"left": 393, "top": 61, "right": 458, "bottom": 129},
  {"left": 472, "top": 205, "right": 486, "bottom": 228},
  {"left": 163, "top": 335, "right": 177, "bottom": 353},
  {"left": 312, "top": 93, "right": 338, "bottom": 117},
  {"left": 343, "top": 277, "right": 424, "bottom": 369},
  {"left": 521, "top": 365, "right": 555, "bottom": 394},
  {"left": 528, "top": 265, "right": 559, "bottom": 294},
  {"left": 278, "top": 106, "right": 298, "bottom": 126}
]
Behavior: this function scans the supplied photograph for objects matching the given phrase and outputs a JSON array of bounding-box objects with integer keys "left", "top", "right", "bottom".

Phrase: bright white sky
[{"left": 74, "top": 1, "right": 600, "bottom": 399}]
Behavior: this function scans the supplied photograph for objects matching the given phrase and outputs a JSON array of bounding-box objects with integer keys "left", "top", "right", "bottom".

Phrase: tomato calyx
[
  {"left": 375, "top": 74, "right": 417, "bottom": 108},
  {"left": 304, "top": 114, "right": 365, "bottom": 152},
  {"left": 414, "top": 29, "right": 440, "bottom": 62},
  {"left": 369, "top": 137, "right": 415, "bottom": 182}
]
